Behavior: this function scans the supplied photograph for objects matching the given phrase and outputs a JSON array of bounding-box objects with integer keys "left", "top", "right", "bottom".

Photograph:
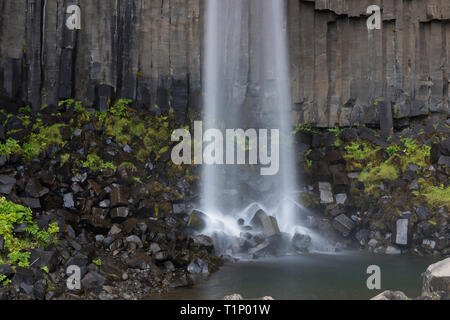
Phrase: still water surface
[{"left": 149, "top": 252, "right": 436, "bottom": 300}]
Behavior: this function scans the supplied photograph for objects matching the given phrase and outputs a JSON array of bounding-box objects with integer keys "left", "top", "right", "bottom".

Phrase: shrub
[{"left": 0, "top": 197, "right": 59, "bottom": 268}]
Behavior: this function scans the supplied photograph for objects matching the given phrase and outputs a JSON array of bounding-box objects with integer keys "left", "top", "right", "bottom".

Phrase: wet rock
[
  {"left": 332, "top": 214, "right": 354, "bottom": 237},
  {"left": 187, "top": 210, "right": 208, "bottom": 232},
  {"left": 110, "top": 207, "right": 129, "bottom": 219},
  {"left": 319, "top": 182, "right": 334, "bottom": 204},
  {"left": 191, "top": 235, "right": 214, "bottom": 252},
  {"left": 250, "top": 209, "right": 268, "bottom": 230},
  {"left": 110, "top": 186, "right": 127, "bottom": 207},
  {"left": 386, "top": 246, "right": 401, "bottom": 255},
  {"left": 292, "top": 232, "right": 312, "bottom": 252},
  {"left": 20, "top": 197, "right": 41, "bottom": 209},
  {"left": 224, "top": 294, "right": 244, "bottom": 300},
  {"left": 335, "top": 193, "right": 347, "bottom": 205},
  {"left": 12, "top": 267, "right": 34, "bottom": 285},
  {"left": 248, "top": 240, "right": 270, "bottom": 258},
  {"left": 371, "top": 290, "right": 408, "bottom": 300},
  {"left": 0, "top": 183, "right": 14, "bottom": 194},
  {"left": 63, "top": 193, "right": 75, "bottom": 208},
  {"left": 149, "top": 243, "right": 161, "bottom": 254},
  {"left": 187, "top": 258, "right": 209, "bottom": 274},
  {"left": 416, "top": 206, "right": 430, "bottom": 221},
  {"left": 422, "top": 258, "right": 450, "bottom": 298},
  {"left": 155, "top": 251, "right": 169, "bottom": 262},
  {"left": 25, "top": 179, "right": 49, "bottom": 198},
  {"left": 125, "top": 235, "right": 143, "bottom": 249},
  {"left": 0, "top": 264, "right": 14, "bottom": 277},
  {"left": 29, "top": 249, "right": 59, "bottom": 272},
  {"left": 262, "top": 216, "right": 281, "bottom": 237},
  {"left": 395, "top": 219, "right": 409, "bottom": 245},
  {"left": 99, "top": 199, "right": 110, "bottom": 208},
  {"left": 81, "top": 271, "right": 105, "bottom": 293}
]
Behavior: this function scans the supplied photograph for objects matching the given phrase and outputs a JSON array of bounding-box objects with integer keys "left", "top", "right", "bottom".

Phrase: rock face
[
  {"left": 1, "top": 0, "right": 448, "bottom": 126},
  {"left": 422, "top": 258, "right": 450, "bottom": 298}
]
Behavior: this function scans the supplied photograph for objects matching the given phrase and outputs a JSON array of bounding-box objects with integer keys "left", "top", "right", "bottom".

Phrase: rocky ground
[
  {"left": 0, "top": 96, "right": 448, "bottom": 300},
  {"left": 0, "top": 98, "right": 221, "bottom": 300},
  {"left": 295, "top": 115, "right": 450, "bottom": 257}
]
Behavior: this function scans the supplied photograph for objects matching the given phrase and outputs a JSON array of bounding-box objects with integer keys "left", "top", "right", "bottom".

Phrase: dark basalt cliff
[{"left": 0, "top": 0, "right": 449, "bottom": 126}]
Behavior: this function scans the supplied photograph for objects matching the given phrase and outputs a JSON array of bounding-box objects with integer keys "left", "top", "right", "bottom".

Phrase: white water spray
[{"left": 201, "top": 0, "right": 306, "bottom": 247}]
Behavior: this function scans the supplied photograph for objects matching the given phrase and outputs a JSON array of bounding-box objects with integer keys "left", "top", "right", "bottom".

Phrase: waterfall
[{"left": 201, "top": 0, "right": 307, "bottom": 248}]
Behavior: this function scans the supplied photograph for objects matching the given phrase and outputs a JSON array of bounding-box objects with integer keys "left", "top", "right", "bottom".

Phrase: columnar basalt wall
[{"left": 0, "top": 0, "right": 449, "bottom": 127}]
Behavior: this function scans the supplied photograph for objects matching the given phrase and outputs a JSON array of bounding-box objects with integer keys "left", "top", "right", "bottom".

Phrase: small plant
[
  {"left": 92, "top": 259, "right": 102, "bottom": 267},
  {"left": 18, "top": 105, "right": 32, "bottom": 114},
  {"left": 41, "top": 266, "right": 49, "bottom": 273},
  {"left": 385, "top": 145, "right": 401, "bottom": 157},
  {"left": 292, "top": 123, "right": 319, "bottom": 135},
  {"left": 328, "top": 127, "right": 342, "bottom": 136},
  {"left": 0, "top": 197, "right": 59, "bottom": 268},
  {"left": 81, "top": 154, "right": 117, "bottom": 172},
  {"left": 305, "top": 149, "right": 313, "bottom": 168},
  {"left": 110, "top": 99, "right": 132, "bottom": 117},
  {"left": 344, "top": 140, "right": 377, "bottom": 161},
  {"left": 0, "top": 138, "right": 22, "bottom": 158}
]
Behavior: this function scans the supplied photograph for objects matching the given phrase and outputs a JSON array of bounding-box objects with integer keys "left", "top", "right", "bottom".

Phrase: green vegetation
[
  {"left": 414, "top": 179, "right": 450, "bottom": 209},
  {"left": 23, "top": 123, "right": 66, "bottom": 161},
  {"left": 305, "top": 149, "right": 313, "bottom": 168},
  {"left": 398, "top": 138, "right": 431, "bottom": 171},
  {"left": 92, "top": 259, "right": 102, "bottom": 267},
  {"left": 0, "top": 138, "right": 22, "bottom": 158},
  {"left": 292, "top": 123, "right": 320, "bottom": 135},
  {"left": 0, "top": 197, "right": 59, "bottom": 269},
  {"left": 344, "top": 140, "right": 378, "bottom": 161},
  {"left": 81, "top": 154, "right": 117, "bottom": 172},
  {"left": 328, "top": 127, "right": 342, "bottom": 136}
]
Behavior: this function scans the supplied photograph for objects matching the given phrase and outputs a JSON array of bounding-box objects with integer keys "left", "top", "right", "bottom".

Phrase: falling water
[{"left": 201, "top": 0, "right": 310, "bottom": 247}]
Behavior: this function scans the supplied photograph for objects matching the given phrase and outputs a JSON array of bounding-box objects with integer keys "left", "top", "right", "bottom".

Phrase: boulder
[
  {"left": 261, "top": 215, "right": 280, "bottom": 237},
  {"left": 422, "top": 258, "right": 450, "bottom": 298},
  {"left": 187, "top": 210, "right": 208, "bottom": 232},
  {"left": 249, "top": 209, "right": 268, "bottom": 230},
  {"left": 332, "top": 214, "right": 354, "bottom": 237},
  {"left": 291, "top": 232, "right": 312, "bottom": 252},
  {"left": 248, "top": 240, "right": 270, "bottom": 258},
  {"left": 81, "top": 271, "right": 105, "bottom": 293},
  {"left": 25, "top": 179, "right": 49, "bottom": 198},
  {"left": 371, "top": 290, "right": 408, "bottom": 300},
  {"left": 110, "top": 186, "right": 128, "bottom": 207},
  {"left": 319, "top": 182, "right": 334, "bottom": 204},
  {"left": 395, "top": 219, "right": 409, "bottom": 245},
  {"left": 110, "top": 207, "right": 129, "bottom": 219}
]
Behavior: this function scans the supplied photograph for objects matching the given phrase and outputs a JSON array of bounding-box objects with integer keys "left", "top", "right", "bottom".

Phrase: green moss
[
  {"left": 0, "top": 197, "right": 59, "bottom": 269},
  {"left": 344, "top": 140, "right": 379, "bottom": 161},
  {"left": 385, "top": 145, "right": 401, "bottom": 157},
  {"left": 119, "top": 162, "right": 137, "bottom": 171},
  {"left": 398, "top": 138, "right": 430, "bottom": 171},
  {"left": 82, "top": 154, "right": 117, "bottom": 172},
  {"left": 105, "top": 117, "right": 133, "bottom": 145},
  {"left": 292, "top": 123, "right": 320, "bottom": 135},
  {"left": 22, "top": 123, "right": 66, "bottom": 161},
  {"left": 413, "top": 179, "right": 450, "bottom": 209},
  {"left": 359, "top": 162, "right": 399, "bottom": 183},
  {"left": 60, "top": 153, "right": 70, "bottom": 166}
]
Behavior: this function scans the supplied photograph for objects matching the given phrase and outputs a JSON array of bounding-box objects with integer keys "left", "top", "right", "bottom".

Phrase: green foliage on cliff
[
  {"left": 0, "top": 138, "right": 22, "bottom": 158},
  {"left": 0, "top": 197, "right": 59, "bottom": 269},
  {"left": 414, "top": 179, "right": 450, "bottom": 209},
  {"left": 81, "top": 154, "right": 117, "bottom": 172}
]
